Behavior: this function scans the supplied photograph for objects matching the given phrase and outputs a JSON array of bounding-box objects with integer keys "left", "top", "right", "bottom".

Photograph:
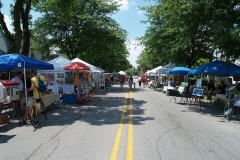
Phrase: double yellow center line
[{"left": 110, "top": 90, "right": 133, "bottom": 160}]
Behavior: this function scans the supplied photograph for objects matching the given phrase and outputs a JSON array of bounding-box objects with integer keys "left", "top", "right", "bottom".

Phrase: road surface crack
[
  {"left": 157, "top": 127, "right": 181, "bottom": 160},
  {"left": 203, "top": 132, "right": 239, "bottom": 160},
  {"left": 44, "top": 138, "right": 60, "bottom": 160}
]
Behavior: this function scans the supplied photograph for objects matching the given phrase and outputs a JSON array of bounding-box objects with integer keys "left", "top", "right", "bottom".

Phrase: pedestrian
[
  {"left": 0, "top": 82, "right": 8, "bottom": 114},
  {"left": 20, "top": 69, "right": 49, "bottom": 124},
  {"left": 128, "top": 76, "right": 133, "bottom": 91},
  {"left": 138, "top": 76, "right": 142, "bottom": 87},
  {"left": 11, "top": 72, "right": 24, "bottom": 115},
  {"left": 120, "top": 75, "right": 125, "bottom": 90},
  {"left": 110, "top": 75, "right": 114, "bottom": 86},
  {"left": 142, "top": 76, "right": 146, "bottom": 88}
]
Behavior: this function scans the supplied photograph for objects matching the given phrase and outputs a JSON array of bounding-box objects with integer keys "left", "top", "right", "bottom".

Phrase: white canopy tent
[
  {"left": 147, "top": 65, "right": 162, "bottom": 76},
  {"left": 47, "top": 56, "right": 71, "bottom": 70},
  {"left": 71, "top": 58, "right": 105, "bottom": 73},
  {"left": 118, "top": 70, "right": 127, "bottom": 75}
]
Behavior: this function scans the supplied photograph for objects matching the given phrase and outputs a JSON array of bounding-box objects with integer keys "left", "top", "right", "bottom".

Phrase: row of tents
[
  {"left": 147, "top": 60, "right": 240, "bottom": 77},
  {"left": 0, "top": 53, "right": 105, "bottom": 73}
]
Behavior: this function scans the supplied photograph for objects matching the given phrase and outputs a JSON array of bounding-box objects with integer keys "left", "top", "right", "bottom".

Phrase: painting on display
[
  {"left": 56, "top": 79, "right": 64, "bottom": 85},
  {"left": 65, "top": 77, "right": 74, "bottom": 84},
  {"left": 57, "top": 73, "right": 64, "bottom": 78},
  {"left": 192, "top": 88, "right": 204, "bottom": 96},
  {"left": 48, "top": 73, "right": 55, "bottom": 81},
  {"left": 196, "top": 78, "right": 202, "bottom": 88},
  {"left": 65, "top": 71, "right": 74, "bottom": 78}
]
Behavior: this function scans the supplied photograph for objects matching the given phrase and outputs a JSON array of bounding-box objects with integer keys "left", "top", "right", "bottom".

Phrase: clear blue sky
[{"left": 1, "top": 0, "right": 156, "bottom": 67}]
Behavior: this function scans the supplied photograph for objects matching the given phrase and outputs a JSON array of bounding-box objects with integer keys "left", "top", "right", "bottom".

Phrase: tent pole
[{"left": 17, "top": 54, "right": 28, "bottom": 104}]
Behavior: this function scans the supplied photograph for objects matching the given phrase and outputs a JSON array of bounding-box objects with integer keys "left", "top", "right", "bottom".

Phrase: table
[
  {"left": 163, "top": 86, "right": 176, "bottom": 94},
  {"left": 216, "top": 94, "right": 228, "bottom": 101},
  {"left": 21, "top": 93, "right": 60, "bottom": 108}
]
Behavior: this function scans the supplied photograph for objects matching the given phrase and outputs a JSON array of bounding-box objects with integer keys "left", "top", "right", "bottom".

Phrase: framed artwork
[
  {"left": 57, "top": 73, "right": 64, "bottom": 78},
  {"left": 192, "top": 88, "right": 204, "bottom": 96},
  {"left": 196, "top": 78, "right": 202, "bottom": 88},
  {"left": 48, "top": 73, "right": 55, "bottom": 81},
  {"left": 65, "top": 77, "right": 74, "bottom": 84},
  {"left": 41, "top": 73, "right": 48, "bottom": 79},
  {"left": 56, "top": 79, "right": 64, "bottom": 85},
  {"left": 65, "top": 71, "right": 74, "bottom": 78}
]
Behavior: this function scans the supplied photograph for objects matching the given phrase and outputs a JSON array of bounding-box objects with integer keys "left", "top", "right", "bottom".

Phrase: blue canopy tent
[
  {"left": 188, "top": 60, "right": 240, "bottom": 75},
  {"left": 0, "top": 53, "right": 54, "bottom": 100},
  {"left": 0, "top": 53, "right": 54, "bottom": 70},
  {"left": 166, "top": 67, "right": 191, "bottom": 75}
]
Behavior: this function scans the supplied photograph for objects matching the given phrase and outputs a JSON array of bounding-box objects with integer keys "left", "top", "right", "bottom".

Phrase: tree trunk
[
  {"left": 21, "top": 0, "right": 31, "bottom": 56},
  {"left": 13, "top": 0, "right": 24, "bottom": 53}
]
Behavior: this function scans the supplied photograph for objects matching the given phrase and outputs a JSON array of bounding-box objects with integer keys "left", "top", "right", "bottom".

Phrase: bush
[{"left": 202, "top": 78, "right": 208, "bottom": 86}]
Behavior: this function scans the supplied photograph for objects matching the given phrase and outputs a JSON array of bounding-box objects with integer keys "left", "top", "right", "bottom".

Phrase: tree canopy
[
  {"left": 137, "top": 0, "right": 240, "bottom": 69},
  {"left": 0, "top": 0, "right": 131, "bottom": 72},
  {"left": 32, "top": 0, "right": 131, "bottom": 72}
]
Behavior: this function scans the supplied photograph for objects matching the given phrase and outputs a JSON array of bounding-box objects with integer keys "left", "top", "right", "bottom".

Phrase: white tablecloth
[
  {"left": 21, "top": 93, "right": 60, "bottom": 107},
  {"left": 216, "top": 94, "right": 228, "bottom": 101}
]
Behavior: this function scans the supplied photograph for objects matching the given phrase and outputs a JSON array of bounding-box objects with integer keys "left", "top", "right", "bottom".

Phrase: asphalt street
[{"left": 1, "top": 80, "right": 240, "bottom": 160}]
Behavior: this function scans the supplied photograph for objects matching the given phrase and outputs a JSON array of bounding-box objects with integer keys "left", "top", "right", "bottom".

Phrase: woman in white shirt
[{"left": 0, "top": 82, "right": 8, "bottom": 113}]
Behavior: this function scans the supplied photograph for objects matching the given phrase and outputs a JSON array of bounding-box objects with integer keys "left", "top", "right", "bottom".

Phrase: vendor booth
[
  {"left": 188, "top": 60, "right": 240, "bottom": 119},
  {"left": 0, "top": 53, "right": 56, "bottom": 122}
]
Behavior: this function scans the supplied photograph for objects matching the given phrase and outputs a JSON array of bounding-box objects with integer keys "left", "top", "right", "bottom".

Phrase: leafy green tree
[
  {"left": 138, "top": 0, "right": 240, "bottom": 68},
  {"left": 0, "top": 0, "right": 32, "bottom": 55},
  {"left": 32, "top": 0, "right": 130, "bottom": 71}
]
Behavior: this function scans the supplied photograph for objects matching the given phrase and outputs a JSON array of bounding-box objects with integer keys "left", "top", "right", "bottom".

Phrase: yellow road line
[
  {"left": 127, "top": 90, "right": 133, "bottom": 160},
  {"left": 110, "top": 91, "right": 129, "bottom": 160}
]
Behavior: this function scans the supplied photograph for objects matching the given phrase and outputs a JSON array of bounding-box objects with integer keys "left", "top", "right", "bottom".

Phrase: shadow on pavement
[
  {"left": 0, "top": 85, "right": 154, "bottom": 131},
  {"left": 0, "top": 135, "right": 16, "bottom": 143}
]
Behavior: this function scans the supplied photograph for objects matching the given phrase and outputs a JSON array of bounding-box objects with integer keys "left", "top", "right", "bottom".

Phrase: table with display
[{"left": 21, "top": 93, "right": 61, "bottom": 109}]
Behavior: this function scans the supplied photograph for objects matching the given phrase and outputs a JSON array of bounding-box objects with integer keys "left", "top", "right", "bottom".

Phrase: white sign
[{"left": 18, "top": 63, "right": 21, "bottom": 67}]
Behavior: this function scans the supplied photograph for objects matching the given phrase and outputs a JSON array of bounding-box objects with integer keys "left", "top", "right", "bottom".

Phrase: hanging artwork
[
  {"left": 65, "top": 71, "right": 74, "bottom": 77},
  {"left": 57, "top": 73, "right": 64, "bottom": 78},
  {"left": 56, "top": 79, "right": 64, "bottom": 85},
  {"left": 48, "top": 73, "right": 55, "bottom": 81},
  {"left": 65, "top": 77, "right": 74, "bottom": 84}
]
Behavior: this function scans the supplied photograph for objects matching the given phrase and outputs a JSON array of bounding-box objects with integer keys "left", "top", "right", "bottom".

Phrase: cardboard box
[{"left": 0, "top": 115, "right": 9, "bottom": 125}]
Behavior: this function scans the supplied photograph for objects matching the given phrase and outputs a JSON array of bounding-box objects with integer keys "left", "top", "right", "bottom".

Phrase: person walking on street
[
  {"left": 120, "top": 75, "right": 125, "bottom": 90},
  {"left": 110, "top": 76, "right": 114, "bottom": 86},
  {"left": 129, "top": 76, "right": 133, "bottom": 91},
  {"left": 138, "top": 76, "right": 142, "bottom": 87}
]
